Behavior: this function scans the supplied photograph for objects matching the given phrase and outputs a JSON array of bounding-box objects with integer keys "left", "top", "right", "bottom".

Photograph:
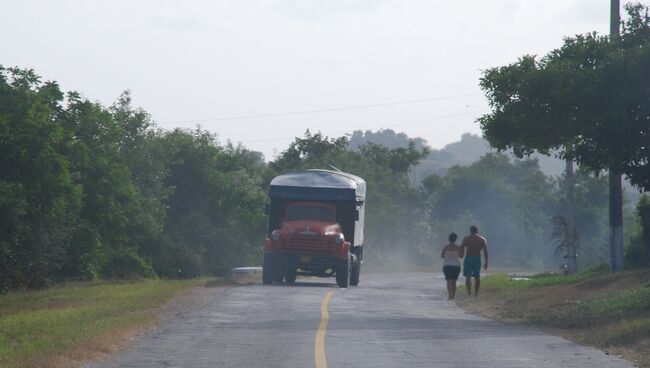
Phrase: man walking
[{"left": 460, "top": 226, "right": 488, "bottom": 296}]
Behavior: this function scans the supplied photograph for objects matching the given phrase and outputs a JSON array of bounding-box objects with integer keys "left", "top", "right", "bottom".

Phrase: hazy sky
[{"left": 2, "top": 0, "right": 619, "bottom": 160}]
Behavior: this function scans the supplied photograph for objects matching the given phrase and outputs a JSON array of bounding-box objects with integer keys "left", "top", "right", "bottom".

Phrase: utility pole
[{"left": 609, "top": 0, "right": 625, "bottom": 272}]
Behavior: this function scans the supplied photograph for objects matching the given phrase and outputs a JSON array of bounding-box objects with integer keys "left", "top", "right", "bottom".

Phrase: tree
[
  {"left": 480, "top": 3, "right": 650, "bottom": 187},
  {"left": 269, "top": 130, "right": 350, "bottom": 173},
  {"left": 479, "top": 3, "right": 650, "bottom": 271},
  {"left": 348, "top": 129, "right": 429, "bottom": 152},
  {"left": 62, "top": 92, "right": 156, "bottom": 276},
  {"left": 625, "top": 195, "right": 650, "bottom": 267},
  {"left": 0, "top": 66, "right": 274, "bottom": 289},
  {"left": 0, "top": 67, "right": 81, "bottom": 289},
  {"left": 147, "top": 128, "right": 268, "bottom": 278}
]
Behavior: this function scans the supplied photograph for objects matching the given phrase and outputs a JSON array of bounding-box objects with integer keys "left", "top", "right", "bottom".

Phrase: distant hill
[
  {"left": 349, "top": 130, "right": 564, "bottom": 177},
  {"left": 347, "top": 129, "right": 641, "bottom": 201},
  {"left": 440, "top": 133, "right": 491, "bottom": 164},
  {"left": 436, "top": 132, "right": 568, "bottom": 176},
  {"left": 349, "top": 129, "right": 459, "bottom": 176}
]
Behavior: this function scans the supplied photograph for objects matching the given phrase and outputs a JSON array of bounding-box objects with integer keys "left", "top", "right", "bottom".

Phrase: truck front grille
[{"left": 286, "top": 234, "right": 328, "bottom": 252}]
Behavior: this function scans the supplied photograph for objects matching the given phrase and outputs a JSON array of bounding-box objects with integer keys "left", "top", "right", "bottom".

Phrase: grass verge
[
  {"left": 0, "top": 278, "right": 216, "bottom": 368},
  {"left": 454, "top": 266, "right": 650, "bottom": 367}
]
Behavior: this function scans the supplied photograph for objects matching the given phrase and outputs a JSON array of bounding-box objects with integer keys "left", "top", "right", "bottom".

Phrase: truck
[{"left": 262, "top": 169, "right": 366, "bottom": 288}]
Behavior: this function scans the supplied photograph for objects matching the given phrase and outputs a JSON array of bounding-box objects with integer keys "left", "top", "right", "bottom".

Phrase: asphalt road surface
[{"left": 90, "top": 272, "right": 634, "bottom": 368}]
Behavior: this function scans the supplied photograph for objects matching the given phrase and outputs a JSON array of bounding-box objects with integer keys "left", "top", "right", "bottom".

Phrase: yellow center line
[{"left": 315, "top": 291, "right": 334, "bottom": 368}]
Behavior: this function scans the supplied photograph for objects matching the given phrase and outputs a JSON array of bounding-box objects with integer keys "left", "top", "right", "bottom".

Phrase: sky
[{"left": 1, "top": 0, "right": 621, "bottom": 160}]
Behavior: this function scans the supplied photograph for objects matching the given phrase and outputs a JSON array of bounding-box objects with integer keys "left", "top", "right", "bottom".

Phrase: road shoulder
[
  {"left": 82, "top": 281, "right": 226, "bottom": 368},
  {"left": 453, "top": 270, "right": 650, "bottom": 368}
]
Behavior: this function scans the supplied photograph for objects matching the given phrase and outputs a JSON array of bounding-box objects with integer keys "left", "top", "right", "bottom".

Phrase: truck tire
[
  {"left": 336, "top": 256, "right": 350, "bottom": 288},
  {"left": 285, "top": 267, "right": 297, "bottom": 283},
  {"left": 350, "top": 259, "right": 361, "bottom": 286},
  {"left": 262, "top": 257, "right": 274, "bottom": 285},
  {"left": 273, "top": 266, "right": 284, "bottom": 283}
]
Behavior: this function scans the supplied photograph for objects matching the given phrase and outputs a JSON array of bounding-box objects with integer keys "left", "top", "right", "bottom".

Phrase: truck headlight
[
  {"left": 271, "top": 230, "right": 281, "bottom": 241},
  {"left": 334, "top": 233, "right": 344, "bottom": 244}
]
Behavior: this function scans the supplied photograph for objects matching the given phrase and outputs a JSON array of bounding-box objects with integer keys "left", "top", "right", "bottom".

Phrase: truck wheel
[
  {"left": 336, "top": 256, "right": 350, "bottom": 288},
  {"left": 350, "top": 259, "right": 361, "bottom": 286},
  {"left": 262, "top": 257, "right": 274, "bottom": 285},
  {"left": 285, "top": 267, "right": 297, "bottom": 283},
  {"left": 273, "top": 266, "right": 285, "bottom": 283}
]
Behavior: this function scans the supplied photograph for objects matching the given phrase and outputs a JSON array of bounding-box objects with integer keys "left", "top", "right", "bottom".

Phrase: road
[{"left": 90, "top": 272, "right": 633, "bottom": 368}]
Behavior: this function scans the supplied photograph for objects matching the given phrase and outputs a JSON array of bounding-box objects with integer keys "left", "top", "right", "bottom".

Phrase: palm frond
[{"left": 551, "top": 215, "right": 569, "bottom": 255}]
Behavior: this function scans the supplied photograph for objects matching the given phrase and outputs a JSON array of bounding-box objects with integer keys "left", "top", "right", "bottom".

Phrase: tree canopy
[
  {"left": 0, "top": 67, "right": 270, "bottom": 290},
  {"left": 478, "top": 3, "right": 650, "bottom": 190}
]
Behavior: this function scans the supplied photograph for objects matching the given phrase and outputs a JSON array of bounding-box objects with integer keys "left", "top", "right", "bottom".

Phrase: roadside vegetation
[
  {"left": 3, "top": 64, "right": 617, "bottom": 293},
  {"left": 0, "top": 278, "right": 210, "bottom": 368},
  {"left": 455, "top": 9, "right": 650, "bottom": 365},
  {"left": 455, "top": 267, "right": 650, "bottom": 367}
]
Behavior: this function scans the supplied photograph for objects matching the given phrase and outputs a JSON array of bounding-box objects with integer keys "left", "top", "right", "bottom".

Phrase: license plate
[{"left": 300, "top": 256, "right": 311, "bottom": 263}]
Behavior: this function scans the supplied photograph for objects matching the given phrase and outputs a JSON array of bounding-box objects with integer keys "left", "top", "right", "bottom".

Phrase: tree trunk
[
  {"left": 609, "top": 169, "right": 624, "bottom": 271},
  {"left": 565, "top": 158, "right": 578, "bottom": 274}
]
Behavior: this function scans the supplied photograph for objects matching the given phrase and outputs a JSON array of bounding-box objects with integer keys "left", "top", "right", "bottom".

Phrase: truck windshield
[{"left": 286, "top": 206, "right": 335, "bottom": 222}]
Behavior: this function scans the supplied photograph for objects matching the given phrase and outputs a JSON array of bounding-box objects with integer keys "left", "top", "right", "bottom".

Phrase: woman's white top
[{"left": 443, "top": 250, "right": 461, "bottom": 267}]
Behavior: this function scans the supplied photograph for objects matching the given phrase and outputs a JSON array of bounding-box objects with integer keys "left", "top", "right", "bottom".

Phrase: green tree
[
  {"left": 478, "top": 3, "right": 650, "bottom": 271},
  {"left": 0, "top": 67, "right": 81, "bottom": 289},
  {"left": 270, "top": 130, "right": 350, "bottom": 173},
  {"left": 625, "top": 195, "right": 650, "bottom": 268},
  {"left": 60, "top": 93, "right": 157, "bottom": 279},
  {"left": 0, "top": 66, "right": 274, "bottom": 289},
  {"left": 149, "top": 129, "right": 267, "bottom": 278},
  {"left": 479, "top": 3, "right": 650, "bottom": 188}
]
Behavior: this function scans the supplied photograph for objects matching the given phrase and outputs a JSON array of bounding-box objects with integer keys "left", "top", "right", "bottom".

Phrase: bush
[
  {"left": 149, "top": 235, "right": 204, "bottom": 279},
  {"left": 626, "top": 236, "right": 650, "bottom": 269},
  {"left": 100, "top": 250, "right": 157, "bottom": 280},
  {"left": 625, "top": 195, "right": 650, "bottom": 269}
]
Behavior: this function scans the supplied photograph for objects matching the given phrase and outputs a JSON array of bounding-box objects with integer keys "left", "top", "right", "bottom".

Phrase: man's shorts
[
  {"left": 442, "top": 265, "right": 461, "bottom": 280},
  {"left": 463, "top": 255, "right": 481, "bottom": 278}
]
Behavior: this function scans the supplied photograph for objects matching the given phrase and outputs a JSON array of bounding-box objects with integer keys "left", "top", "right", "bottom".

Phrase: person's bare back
[{"left": 461, "top": 233, "right": 487, "bottom": 257}]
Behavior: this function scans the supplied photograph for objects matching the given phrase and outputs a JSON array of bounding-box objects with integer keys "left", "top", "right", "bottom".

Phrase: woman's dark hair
[{"left": 448, "top": 232, "right": 458, "bottom": 243}]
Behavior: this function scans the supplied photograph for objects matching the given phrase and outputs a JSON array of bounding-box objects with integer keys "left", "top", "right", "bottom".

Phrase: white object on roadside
[{"left": 231, "top": 267, "right": 263, "bottom": 283}]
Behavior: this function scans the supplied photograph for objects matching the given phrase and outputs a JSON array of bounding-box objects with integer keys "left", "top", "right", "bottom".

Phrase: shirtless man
[{"left": 460, "top": 226, "right": 489, "bottom": 296}]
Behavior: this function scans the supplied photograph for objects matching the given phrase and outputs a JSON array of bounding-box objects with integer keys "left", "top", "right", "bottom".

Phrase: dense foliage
[
  {"left": 421, "top": 154, "right": 610, "bottom": 269},
  {"left": 0, "top": 66, "right": 624, "bottom": 292},
  {"left": 271, "top": 131, "right": 612, "bottom": 269},
  {"left": 626, "top": 195, "right": 650, "bottom": 268},
  {"left": 0, "top": 67, "right": 268, "bottom": 291},
  {"left": 478, "top": 3, "right": 650, "bottom": 190}
]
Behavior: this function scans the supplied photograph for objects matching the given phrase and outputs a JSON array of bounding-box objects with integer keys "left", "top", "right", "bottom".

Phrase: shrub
[
  {"left": 625, "top": 195, "right": 650, "bottom": 269},
  {"left": 149, "top": 235, "right": 203, "bottom": 279},
  {"left": 100, "top": 250, "right": 157, "bottom": 280}
]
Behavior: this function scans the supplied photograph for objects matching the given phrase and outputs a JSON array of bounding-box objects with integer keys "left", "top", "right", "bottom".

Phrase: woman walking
[{"left": 441, "top": 233, "right": 462, "bottom": 300}]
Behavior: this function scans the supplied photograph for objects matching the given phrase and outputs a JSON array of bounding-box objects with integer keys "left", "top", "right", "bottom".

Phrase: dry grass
[
  {"left": 0, "top": 278, "right": 224, "bottom": 368},
  {"left": 455, "top": 268, "right": 650, "bottom": 367}
]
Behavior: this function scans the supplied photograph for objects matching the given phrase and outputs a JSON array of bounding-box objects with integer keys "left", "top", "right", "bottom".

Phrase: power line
[
  {"left": 157, "top": 93, "right": 482, "bottom": 125},
  {"left": 238, "top": 110, "right": 486, "bottom": 143}
]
